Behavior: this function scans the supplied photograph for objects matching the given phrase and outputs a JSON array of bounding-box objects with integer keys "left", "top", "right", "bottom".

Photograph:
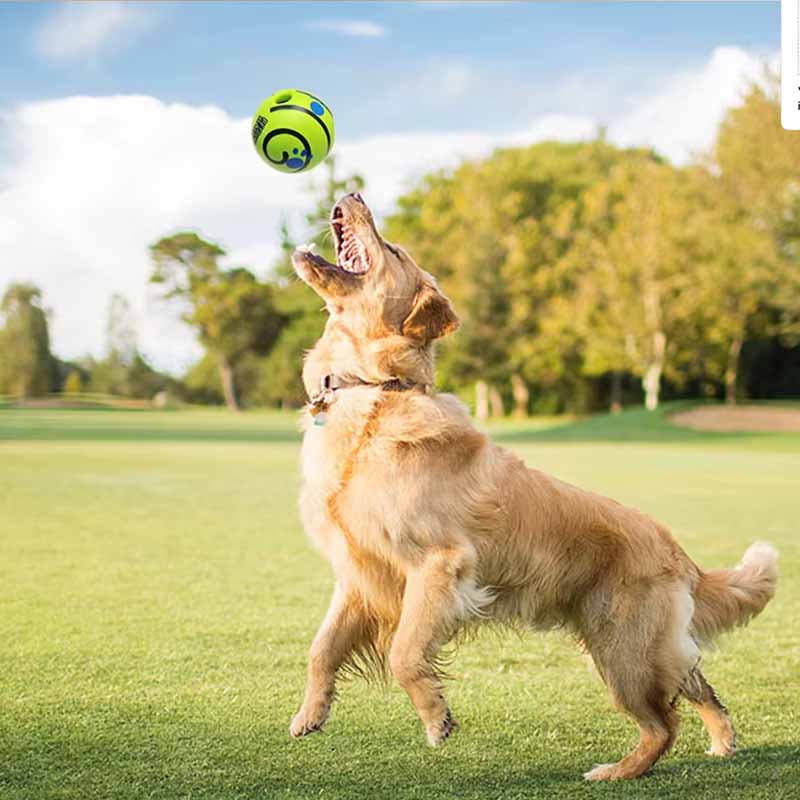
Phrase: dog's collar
[{"left": 309, "top": 373, "right": 426, "bottom": 417}]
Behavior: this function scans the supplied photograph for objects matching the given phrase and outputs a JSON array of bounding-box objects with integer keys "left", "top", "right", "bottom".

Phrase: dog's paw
[
  {"left": 426, "top": 708, "right": 459, "bottom": 747},
  {"left": 706, "top": 741, "right": 737, "bottom": 757},
  {"left": 289, "top": 703, "right": 330, "bottom": 738},
  {"left": 583, "top": 763, "right": 621, "bottom": 781}
]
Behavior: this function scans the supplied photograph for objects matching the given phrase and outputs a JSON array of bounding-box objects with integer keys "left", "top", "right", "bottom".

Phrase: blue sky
[
  {"left": 0, "top": 2, "right": 782, "bottom": 370},
  {"left": 0, "top": 2, "right": 779, "bottom": 136}
]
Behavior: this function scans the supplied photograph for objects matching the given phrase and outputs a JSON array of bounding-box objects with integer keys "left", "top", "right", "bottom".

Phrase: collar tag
[
  {"left": 309, "top": 387, "right": 334, "bottom": 417},
  {"left": 313, "top": 411, "right": 327, "bottom": 427}
]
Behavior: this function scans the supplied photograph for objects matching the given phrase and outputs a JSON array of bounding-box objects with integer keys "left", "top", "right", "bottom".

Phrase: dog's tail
[{"left": 692, "top": 542, "right": 778, "bottom": 643}]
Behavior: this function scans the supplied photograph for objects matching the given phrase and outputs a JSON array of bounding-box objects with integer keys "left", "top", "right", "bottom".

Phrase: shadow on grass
[{"left": 1, "top": 714, "right": 796, "bottom": 800}]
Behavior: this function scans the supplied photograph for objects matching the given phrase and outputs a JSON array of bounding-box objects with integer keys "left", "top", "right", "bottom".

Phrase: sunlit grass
[{"left": 0, "top": 406, "right": 797, "bottom": 799}]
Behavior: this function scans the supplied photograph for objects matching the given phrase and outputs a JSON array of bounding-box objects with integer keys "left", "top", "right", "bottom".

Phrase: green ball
[{"left": 251, "top": 88, "right": 335, "bottom": 174}]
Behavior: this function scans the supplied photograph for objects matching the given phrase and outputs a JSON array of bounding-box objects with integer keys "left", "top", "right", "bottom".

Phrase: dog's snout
[{"left": 332, "top": 192, "right": 371, "bottom": 223}]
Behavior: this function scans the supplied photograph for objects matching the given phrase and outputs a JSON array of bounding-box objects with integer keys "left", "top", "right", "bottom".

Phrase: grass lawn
[{"left": 0, "top": 405, "right": 797, "bottom": 799}]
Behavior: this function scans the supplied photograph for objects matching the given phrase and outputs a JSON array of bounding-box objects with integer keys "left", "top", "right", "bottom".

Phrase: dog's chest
[
  {"left": 300, "top": 419, "right": 343, "bottom": 496},
  {"left": 298, "top": 400, "right": 413, "bottom": 565},
  {"left": 298, "top": 403, "right": 371, "bottom": 549}
]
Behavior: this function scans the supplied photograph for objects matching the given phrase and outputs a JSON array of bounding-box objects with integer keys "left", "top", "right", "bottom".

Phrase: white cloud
[
  {"left": 34, "top": 1, "right": 153, "bottom": 62},
  {"left": 608, "top": 46, "right": 778, "bottom": 163},
  {"left": 0, "top": 46, "right": 776, "bottom": 373},
  {"left": 0, "top": 96, "right": 305, "bottom": 372},
  {"left": 305, "top": 20, "right": 387, "bottom": 38}
]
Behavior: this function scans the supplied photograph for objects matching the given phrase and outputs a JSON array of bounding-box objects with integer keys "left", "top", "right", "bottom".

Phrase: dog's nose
[{"left": 332, "top": 192, "right": 368, "bottom": 221}]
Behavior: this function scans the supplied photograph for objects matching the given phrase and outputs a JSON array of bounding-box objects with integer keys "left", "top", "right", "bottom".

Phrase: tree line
[
  {"left": 0, "top": 284, "right": 175, "bottom": 402},
  {"left": 2, "top": 81, "right": 798, "bottom": 414}
]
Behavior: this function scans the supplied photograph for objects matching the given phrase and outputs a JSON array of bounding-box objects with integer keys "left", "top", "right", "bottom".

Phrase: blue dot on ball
[
  {"left": 310, "top": 101, "right": 324, "bottom": 116},
  {"left": 293, "top": 148, "right": 298, "bottom": 154},
  {"left": 286, "top": 157, "right": 305, "bottom": 170},
  {"left": 301, "top": 150, "right": 307, "bottom": 156}
]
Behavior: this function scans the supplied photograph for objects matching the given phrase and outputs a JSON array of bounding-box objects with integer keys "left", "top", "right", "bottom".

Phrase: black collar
[{"left": 309, "top": 373, "right": 426, "bottom": 417}]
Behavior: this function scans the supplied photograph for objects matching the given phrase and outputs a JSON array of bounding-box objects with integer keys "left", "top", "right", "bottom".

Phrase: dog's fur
[{"left": 289, "top": 193, "right": 779, "bottom": 780}]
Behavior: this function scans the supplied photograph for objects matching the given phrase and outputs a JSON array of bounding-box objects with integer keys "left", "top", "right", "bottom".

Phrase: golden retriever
[{"left": 289, "top": 192, "right": 778, "bottom": 780}]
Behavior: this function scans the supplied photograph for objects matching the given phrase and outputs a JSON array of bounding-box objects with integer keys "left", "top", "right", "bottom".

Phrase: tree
[
  {"left": 386, "top": 161, "right": 519, "bottom": 418},
  {"left": 714, "top": 77, "right": 800, "bottom": 232},
  {"left": 566, "top": 160, "right": 709, "bottom": 410},
  {"left": 386, "top": 140, "right": 654, "bottom": 416},
  {"left": 688, "top": 170, "right": 778, "bottom": 404},
  {"left": 709, "top": 78, "right": 800, "bottom": 401},
  {"left": 86, "top": 295, "right": 135, "bottom": 395},
  {"left": 82, "top": 294, "right": 169, "bottom": 399},
  {"left": 63, "top": 370, "right": 83, "bottom": 394},
  {"left": 149, "top": 233, "right": 285, "bottom": 410},
  {"left": 106, "top": 293, "right": 137, "bottom": 366},
  {"left": 53, "top": 357, "right": 89, "bottom": 394},
  {"left": 500, "top": 139, "right": 656, "bottom": 414},
  {"left": 0, "top": 283, "right": 55, "bottom": 397},
  {"left": 182, "top": 352, "right": 224, "bottom": 405}
]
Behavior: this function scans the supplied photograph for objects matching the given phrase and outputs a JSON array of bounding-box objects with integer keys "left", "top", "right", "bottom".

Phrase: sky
[{"left": 0, "top": 1, "right": 781, "bottom": 373}]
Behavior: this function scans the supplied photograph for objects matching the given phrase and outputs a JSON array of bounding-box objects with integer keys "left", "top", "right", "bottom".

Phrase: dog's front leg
[
  {"left": 290, "top": 582, "right": 367, "bottom": 737},
  {"left": 390, "top": 546, "right": 485, "bottom": 746}
]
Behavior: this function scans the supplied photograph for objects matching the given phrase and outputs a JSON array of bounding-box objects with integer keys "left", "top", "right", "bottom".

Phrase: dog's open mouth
[
  {"left": 293, "top": 194, "right": 374, "bottom": 279},
  {"left": 331, "top": 204, "right": 371, "bottom": 275}
]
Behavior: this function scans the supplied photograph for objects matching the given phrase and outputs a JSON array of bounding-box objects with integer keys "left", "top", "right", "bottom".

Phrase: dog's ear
[{"left": 401, "top": 281, "right": 459, "bottom": 342}]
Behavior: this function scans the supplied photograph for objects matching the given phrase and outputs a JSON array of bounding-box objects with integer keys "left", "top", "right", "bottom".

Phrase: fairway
[{"left": 1, "top": 407, "right": 797, "bottom": 800}]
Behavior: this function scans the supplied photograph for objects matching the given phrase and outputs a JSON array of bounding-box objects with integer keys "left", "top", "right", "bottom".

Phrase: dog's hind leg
[
  {"left": 290, "top": 583, "right": 375, "bottom": 737},
  {"left": 681, "top": 668, "right": 736, "bottom": 757},
  {"left": 584, "top": 586, "right": 698, "bottom": 780},
  {"left": 584, "top": 673, "right": 680, "bottom": 781},
  {"left": 390, "top": 546, "right": 490, "bottom": 747}
]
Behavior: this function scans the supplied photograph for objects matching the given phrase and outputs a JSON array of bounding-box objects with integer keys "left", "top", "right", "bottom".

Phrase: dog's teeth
[
  {"left": 334, "top": 227, "right": 368, "bottom": 275},
  {"left": 297, "top": 244, "right": 311, "bottom": 253}
]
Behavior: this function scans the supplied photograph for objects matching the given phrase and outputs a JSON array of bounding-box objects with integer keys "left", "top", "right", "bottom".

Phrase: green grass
[{"left": 0, "top": 405, "right": 797, "bottom": 799}]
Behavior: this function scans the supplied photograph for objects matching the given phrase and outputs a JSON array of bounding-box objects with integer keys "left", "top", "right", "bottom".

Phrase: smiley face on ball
[{"left": 251, "top": 89, "right": 335, "bottom": 173}]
